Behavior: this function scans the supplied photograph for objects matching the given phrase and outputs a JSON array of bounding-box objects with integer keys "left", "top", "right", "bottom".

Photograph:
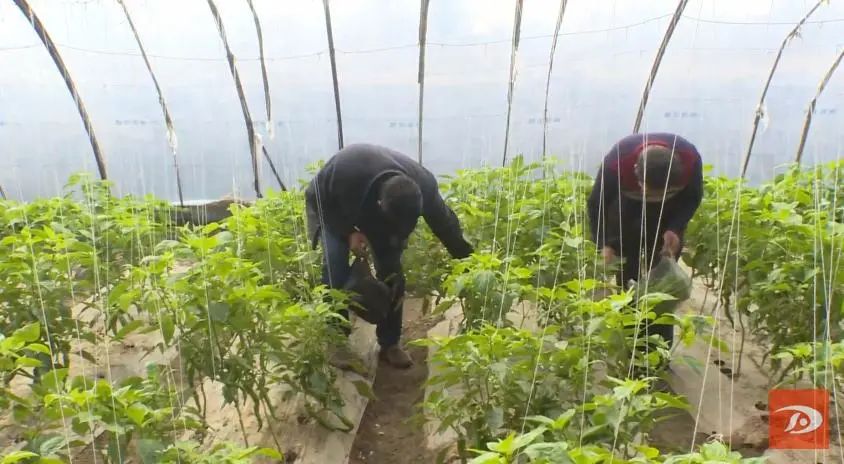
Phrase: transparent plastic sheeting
[{"left": 0, "top": 0, "right": 842, "bottom": 202}]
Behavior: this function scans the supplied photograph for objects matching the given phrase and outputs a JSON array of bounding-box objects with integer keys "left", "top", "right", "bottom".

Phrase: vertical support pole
[
  {"left": 13, "top": 0, "right": 107, "bottom": 180},
  {"left": 501, "top": 0, "right": 524, "bottom": 167},
  {"left": 417, "top": 0, "right": 431, "bottom": 164},
  {"left": 632, "top": 0, "right": 689, "bottom": 134},
  {"left": 118, "top": 0, "right": 185, "bottom": 206},
  {"left": 541, "top": 0, "right": 568, "bottom": 161},
  {"left": 740, "top": 0, "right": 826, "bottom": 178},
  {"left": 323, "top": 0, "right": 344, "bottom": 150},
  {"left": 206, "top": 0, "right": 262, "bottom": 198}
]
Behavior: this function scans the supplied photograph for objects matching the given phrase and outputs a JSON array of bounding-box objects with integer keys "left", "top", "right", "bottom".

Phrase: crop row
[{"left": 4, "top": 158, "right": 839, "bottom": 463}]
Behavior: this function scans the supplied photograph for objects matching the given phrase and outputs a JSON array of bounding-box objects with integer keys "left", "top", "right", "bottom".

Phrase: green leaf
[
  {"left": 160, "top": 314, "right": 175, "bottom": 344},
  {"left": 40, "top": 368, "right": 68, "bottom": 392},
  {"left": 2, "top": 451, "right": 39, "bottom": 464},
  {"left": 126, "top": 403, "right": 148, "bottom": 426},
  {"left": 15, "top": 356, "right": 43, "bottom": 368},
  {"left": 255, "top": 448, "right": 284, "bottom": 460},
  {"left": 138, "top": 439, "right": 166, "bottom": 464},
  {"left": 37, "top": 458, "right": 65, "bottom": 464},
  {"left": 653, "top": 392, "right": 690, "bottom": 410},
  {"left": 38, "top": 436, "right": 66, "bottom": 455},
  {"left": 469, "top": 452, "right": 504, "bottom": 464},
  {"left": 512, "top": 426, "right": 547, "bottom": 451},
  {"left": 26, "top": 343, "right": 52, "bottom": 355},
  {"left": 114, "top": 319, "right": 145, "bottom": 340},
  {"left": 17, "top": 323, "right": 41, "bottom": 343},
  {"left": 351, "top": 380, "right": 376, "bottom": 401},
  {"left": 208, "top": 302, "right": 231, "bottom": 322}
]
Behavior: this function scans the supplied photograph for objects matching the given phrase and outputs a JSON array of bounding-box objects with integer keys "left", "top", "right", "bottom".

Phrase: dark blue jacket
[{"left": 305, "top": 143, "right": 473, "bottom": 258}]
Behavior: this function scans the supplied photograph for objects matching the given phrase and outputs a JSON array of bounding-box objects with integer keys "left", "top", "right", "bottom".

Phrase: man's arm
[
  {"left": 663, "top": 157, "right": 704, "bottom": 233},
  {"left": 421, "top": 187, "right": 474, "bottom": 259},
  {"left": 587, "top": 162, "right": 620, "bottom": 252}
]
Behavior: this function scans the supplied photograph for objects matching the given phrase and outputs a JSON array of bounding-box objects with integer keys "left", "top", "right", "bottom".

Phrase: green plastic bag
[{"left": 634, "top": 256, "right": 693, "bottom": 315}]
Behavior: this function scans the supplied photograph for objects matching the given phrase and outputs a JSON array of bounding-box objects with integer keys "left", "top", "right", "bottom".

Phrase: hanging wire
[
  {"left": 795, "top": 47, "right": 844, "bottom": 166},
  {"left": 541, "top": 0, "right": 568, "bottom": 161},
  {"left": 501, "top": 0, "right": 524, "bottom": 167},
  {"left": 740, "top": 0, "right": 828, "bottom": 179},
  {"left": 206, "top": 0, "right": 263, "bottom": 198},
  {"left": 632, "top": 0, "right": 690, "bottom": 133},
  {"left": 3, "top": 14, "right": 843, "bottom": 62},
  {"left": 12, "top": 0, "right": 107, "bottom": 180},
  {"left": 323, "top": 0, "right": 344, "bottom": 150},
  {"left": 417, "top": 0, "right": 431, "bottom": 164},
  {"left": 117, "top": 0, "right": 185, "bottom": 207}
]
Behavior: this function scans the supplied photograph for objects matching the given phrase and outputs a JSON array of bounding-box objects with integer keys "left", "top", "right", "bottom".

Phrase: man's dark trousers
[
  {"left": 610, "top": 196, "right": 684, "bottom": 348},
  {"left": 320, "top": 228, "right": 404, "bottom": 347}
]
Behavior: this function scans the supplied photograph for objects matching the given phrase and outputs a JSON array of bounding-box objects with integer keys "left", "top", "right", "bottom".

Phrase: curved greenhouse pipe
[
  {"left": 246, "top": 0, "right": 272, "bottom": 129},
  {"left": 262, "top": 146, "right": 287, "bottom": 191},
  {"left": 795, "top": 47, "right": 844, "bottom": 166},
  {"left": 632, "top": 0, "right": 689, "bottom": 133},
  {"left": 542, "top": 0, "right": 569, "bottom": 161},
  {"left": 245, "top": 0, "right": 287, "bottom": 192},
  {"left": 206, "top": 0, "right": 263, "bottom": 198},
  {"left": 12, "top": 0, "right": 107, "bottom": 180},
  {"left": 117, "top": 0, "right": 185, "bottom": 206},
  {"left": 501, "top": 0, "right": 524, "bottom": 167},
  {"left": 740, "top": 0, "right": 827, "bottom": 178}
]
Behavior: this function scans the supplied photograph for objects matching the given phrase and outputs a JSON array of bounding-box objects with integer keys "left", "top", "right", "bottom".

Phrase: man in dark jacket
[
  {"left": 305, "top": 143, "right": 474, "bottom": 369},
  {"left": 587, "top": 132, "right": 703, "bottom": 347}
]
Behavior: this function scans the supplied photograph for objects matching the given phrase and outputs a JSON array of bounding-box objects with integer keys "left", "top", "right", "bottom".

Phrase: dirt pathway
[{"left": 349, "top": 301, "right": 438, "bottom": 464}]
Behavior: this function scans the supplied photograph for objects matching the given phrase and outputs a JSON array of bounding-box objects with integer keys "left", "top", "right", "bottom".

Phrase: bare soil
[{"left": 349, "top": 300, "right": 438, "bottom": 464}]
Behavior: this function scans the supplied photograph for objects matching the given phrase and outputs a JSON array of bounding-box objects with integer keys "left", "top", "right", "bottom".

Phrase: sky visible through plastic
[{"left": 0, "top": 0, "right": 841, "bottom": 201}]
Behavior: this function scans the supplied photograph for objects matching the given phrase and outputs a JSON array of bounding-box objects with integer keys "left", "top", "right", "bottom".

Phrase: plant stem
[
  {"left": 736, "top": 308, "right": 746, "bottom": 378},
  {"left": 234, "top": 399, "right": 250, "bottom": 446}
]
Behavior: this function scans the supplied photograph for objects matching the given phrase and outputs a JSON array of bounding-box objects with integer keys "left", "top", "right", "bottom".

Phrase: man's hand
[
  {"left": 662, "top": 230, "right": 681, "bottom": 257},
  {"left": 349, "top": 231, "right": 369, "bottom": 257},
  {"left": 601, "top": 246, "right": 616, "bottom": 264}
]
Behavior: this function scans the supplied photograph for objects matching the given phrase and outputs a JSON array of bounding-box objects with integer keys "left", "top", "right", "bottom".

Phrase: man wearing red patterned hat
[{"left": 587, "top": 132, "right": 703, "bottom": 346}]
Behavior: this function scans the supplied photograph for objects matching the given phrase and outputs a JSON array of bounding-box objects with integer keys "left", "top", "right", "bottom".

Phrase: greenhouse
[{"left": 0, "top": 0, "right": 842, "bottom": 463}]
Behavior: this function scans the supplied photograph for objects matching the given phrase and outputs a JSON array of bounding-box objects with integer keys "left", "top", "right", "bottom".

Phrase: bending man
[
  {"left": 587, "top": 132, "right": 703, "bottom": 346},
  {"left": 306, "top": 143, "right": 474, "bottom": 369}
]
